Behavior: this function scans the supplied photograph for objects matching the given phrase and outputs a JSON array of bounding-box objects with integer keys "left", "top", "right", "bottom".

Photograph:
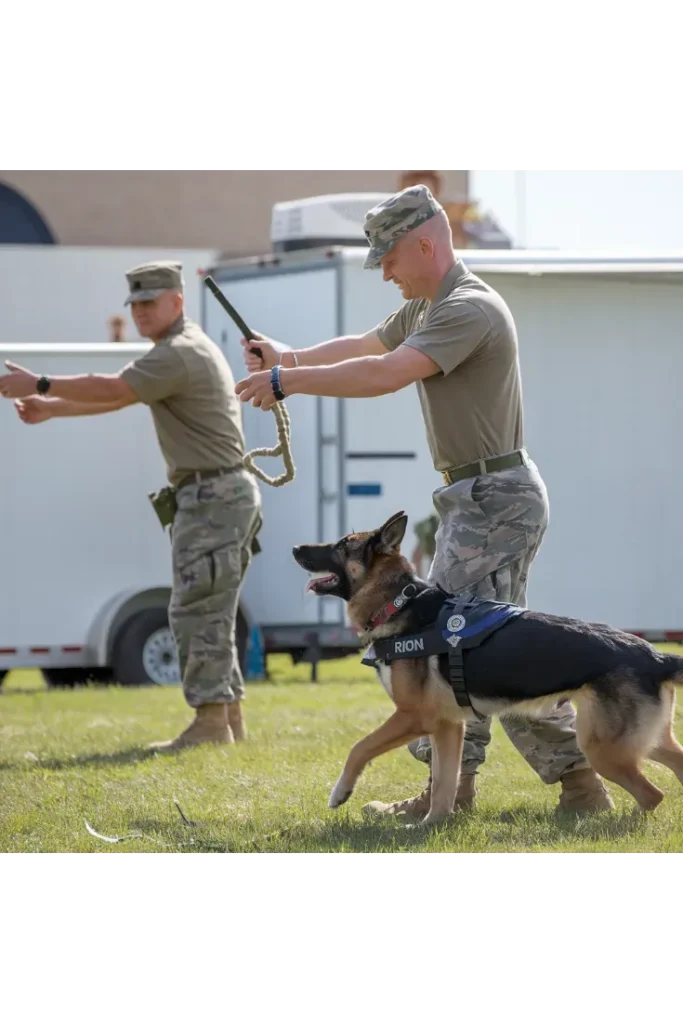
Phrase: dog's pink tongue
[{"left": 306, "top": 575, "right": 333, "bottom": 592}]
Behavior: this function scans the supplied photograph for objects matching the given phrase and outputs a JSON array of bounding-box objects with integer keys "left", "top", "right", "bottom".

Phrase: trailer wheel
[
  {"left": 0, "top": 670, "right": 7, "bottom": 688},
  {"left": 111, "top": 607, "right": 249, "bottom": 687},
  {"left": 112, "top": 608, "right": 179, "bottom": 687}
]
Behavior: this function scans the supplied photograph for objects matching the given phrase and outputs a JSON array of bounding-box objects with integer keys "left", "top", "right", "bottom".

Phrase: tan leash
[
  {"left": 243, "top": 399, "right": 295, "bottom": 487},
  {"left": 204, "top": 275, "right": 295, "bottom": 488}
]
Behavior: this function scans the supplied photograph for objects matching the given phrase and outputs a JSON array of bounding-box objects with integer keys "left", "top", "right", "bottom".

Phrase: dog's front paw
[{"left": 329, "top": 776, "right": 354, "bottom": 809}]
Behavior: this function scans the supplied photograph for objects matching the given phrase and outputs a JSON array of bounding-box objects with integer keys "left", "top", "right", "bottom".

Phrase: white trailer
[
  {"left": 202, "top": 247, "right": 683, "bottom": 647},
  {"left": 3, "top": 246, "right": 683, "bottom": 689}
]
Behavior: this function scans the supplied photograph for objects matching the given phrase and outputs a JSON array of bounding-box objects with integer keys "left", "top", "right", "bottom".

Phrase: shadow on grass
[
  {"left": 108, "top": 811, "right": 433, "bottom": 854},
  {"left": 496, "top": 804, "right": 648, "bottom": 842},
  {"left": 247, "top": 806, "right": 649, "bottom": 852},
  {"left": 274, "top": 818, "right": 476, "bottom": 852},
  {"left": 76, "top": 804, "right": 650, "bottom": 854},
  {"left": 117, "top": 817, "right": 233, "bottom": 852},
  {"left": 232, "top": 816, "right": 473, "bottom": 853},
  {"left": 0, "top": 746, "right": 160, "bottom": 771}
]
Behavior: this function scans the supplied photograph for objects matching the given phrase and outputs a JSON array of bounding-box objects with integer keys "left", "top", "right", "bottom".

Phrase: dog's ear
[{"left": 377, "top": 511, "right": 408, "bottom": 553}]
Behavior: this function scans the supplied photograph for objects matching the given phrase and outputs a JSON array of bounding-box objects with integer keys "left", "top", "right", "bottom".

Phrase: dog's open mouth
[{"left": 306, "top": 572, "right": 340, "bottom": 595}]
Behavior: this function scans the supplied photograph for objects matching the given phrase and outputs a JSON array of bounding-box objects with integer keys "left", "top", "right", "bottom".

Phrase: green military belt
[
  {"left": 176, "top": 465, "right": 242, "bottom": 491},
  {"left": 441, "top": 449, "right": 528, "bottom": 486}
]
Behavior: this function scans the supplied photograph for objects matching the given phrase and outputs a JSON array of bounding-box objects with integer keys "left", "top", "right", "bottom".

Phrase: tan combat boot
[
  {"left": 148, "top": 703, "right": 234, "bottom": 752},
  {"left": 227, "top": 700, "right": 247, "bottom": 742},
  {"left": 453, "top": 774, "right": 477, "bottom": 811},
  {"left": 557, "top": 767, "right": 615, "bottom": 813},
  {"left": 362, "top": 772, "right": 478, "bottom": 821},
  {"left": 362, "top": 777, "right": 432, "bottom": 823}
]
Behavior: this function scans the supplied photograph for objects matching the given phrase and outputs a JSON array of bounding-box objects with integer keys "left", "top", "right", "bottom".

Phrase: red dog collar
[{"left": 367, "top": 584, "right": 417, "bottom": 631}]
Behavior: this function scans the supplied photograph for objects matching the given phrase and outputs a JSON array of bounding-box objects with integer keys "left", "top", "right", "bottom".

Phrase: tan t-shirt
[
  {"left": 376, "top": 260, "right": 524, "bottom": 472},
  {"left": 121, "top": 316, "right": 245, "bottom": 486}
]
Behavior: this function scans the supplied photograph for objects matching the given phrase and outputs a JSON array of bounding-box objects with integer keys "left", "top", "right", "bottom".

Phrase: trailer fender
[
  {"left": 88, "top": 588, "right": 171, "bottom": 666},
  {"left": 88, "top": 587, "right": 257, "bottom": 668}
]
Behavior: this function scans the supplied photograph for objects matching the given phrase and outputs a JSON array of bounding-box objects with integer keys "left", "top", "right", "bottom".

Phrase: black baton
[{"left": 204, "top": 275, "right": 263, "bottom": 360}]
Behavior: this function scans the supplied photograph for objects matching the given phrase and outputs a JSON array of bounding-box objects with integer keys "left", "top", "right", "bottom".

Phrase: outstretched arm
[
  {"left": 48, "top": 398, "right": 137, "bottom": 416},
  {"left": 237, "top": 295, "right": 490, "bottom": 411},
  {"left": 293, "top": 330, "right": 387, "bottom": 366},
  {"left": 40, "top": 375, "right": 138, "bottom": 405},
  {"left": 14, "top": 394, "right": 138, "bottom": 425},
  {"left": 0, "top": 360, "right": 139, "bottom": 405},
  {"left": 236, "top": 344, "right": 440, "bottom": 410},
  {"left": 241, "top": 329, "right": 386, "bottom": 372}
]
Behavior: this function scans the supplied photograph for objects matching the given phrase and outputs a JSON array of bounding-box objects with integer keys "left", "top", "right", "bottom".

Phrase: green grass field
[{"left": 2, "top": 650, "right": 683, "bottom": 853}]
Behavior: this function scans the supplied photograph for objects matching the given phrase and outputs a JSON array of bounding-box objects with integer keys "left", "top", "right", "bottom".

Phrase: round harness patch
[{"left": 446, "top": 614, "right": 466, "bottom": 633}]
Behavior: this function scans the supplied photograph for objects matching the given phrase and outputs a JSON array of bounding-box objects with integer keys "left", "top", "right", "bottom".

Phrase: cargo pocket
[
  {"left": 212, "top": 542, "right": 243, "bottom": 586},
  {"left": 173, "top": 551, "right": 216, "bottom": 609},
  {"left": 469, "top": 476, "right": 530, "bottom": 560},
  {"left": 431, "top": 476, "right": 531, "bottom": 596}
]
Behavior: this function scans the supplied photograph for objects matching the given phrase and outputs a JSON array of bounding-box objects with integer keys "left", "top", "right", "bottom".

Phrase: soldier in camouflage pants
[
  {"left": 235, "top": 185, "right": 615, "bottom": 813},
  {"left": 169, "top": 469, "right": 261, "bottom": 713},
  {"left": 364, "top": 457, "right": 614, "bottom": 819},
  {"left": 0, "top": 257, "right": 265, "bottom": 754},
  {"left": 409, "top": 458, "right": 590, "bottom": 782},
  {"left": 148, "top": 466, "right": 262, "bottom": 752}
]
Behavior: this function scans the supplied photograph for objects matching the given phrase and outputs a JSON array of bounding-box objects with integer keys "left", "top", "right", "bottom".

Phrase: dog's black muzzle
[{"left": 292, "top": 544, "right": 336, "bottom": 573}]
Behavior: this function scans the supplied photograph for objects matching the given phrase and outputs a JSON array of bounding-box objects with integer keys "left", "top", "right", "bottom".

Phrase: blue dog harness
[{"left": 362, "top": 596, "right": 525, "bottom": 720}]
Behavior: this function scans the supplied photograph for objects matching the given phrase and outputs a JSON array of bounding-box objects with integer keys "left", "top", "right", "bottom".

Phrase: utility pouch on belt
[
  {"left": 148, "top": 486, "right": 178, "bottom": 530},
  {"left": 250, "top": 511, "right": 263, "bottom": 555}
]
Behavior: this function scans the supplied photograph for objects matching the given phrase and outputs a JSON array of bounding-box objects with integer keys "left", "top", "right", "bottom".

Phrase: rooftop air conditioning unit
[{"left": 270, "top": 193, "right": 392, "bottom": 253}]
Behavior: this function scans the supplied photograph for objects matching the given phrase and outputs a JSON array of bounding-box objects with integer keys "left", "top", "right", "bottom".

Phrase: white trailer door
[
  {"left": 204, "top": 266, "right": 343, "bottom": 627},
  {"left": 480, "top": 272, "right": 683, "bottom": 630}
]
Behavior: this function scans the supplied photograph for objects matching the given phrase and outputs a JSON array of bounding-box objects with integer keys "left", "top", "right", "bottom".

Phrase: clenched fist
[
  {"left": 240, "top": 333, "right": 294, "bottom": 372},
  {"left": 14, "top": 396, "right": 54, "bottom": 425}
]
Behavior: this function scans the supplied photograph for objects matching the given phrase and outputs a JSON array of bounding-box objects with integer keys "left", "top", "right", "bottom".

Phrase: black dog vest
[{"left": 362, "top": 596, "right": 524, "bottom": 719}]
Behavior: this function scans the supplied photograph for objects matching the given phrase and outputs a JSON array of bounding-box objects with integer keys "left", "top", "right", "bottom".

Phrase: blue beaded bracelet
[{"left": 270, "top": 365, "right": 286, "bottom": 402}]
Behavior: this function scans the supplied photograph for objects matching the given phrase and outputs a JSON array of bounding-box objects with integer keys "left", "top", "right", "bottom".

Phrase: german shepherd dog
[{"left": 293, "top": 511, "right": 683, "bottom": 825}]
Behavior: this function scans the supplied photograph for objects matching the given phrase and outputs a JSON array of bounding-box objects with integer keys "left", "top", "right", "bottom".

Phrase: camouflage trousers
[
  {"left": 410, "top": 454, "right": 591, "bottom": 785},
  {"left": 169, "top": 469, "right": 262, "bottom": 709}
]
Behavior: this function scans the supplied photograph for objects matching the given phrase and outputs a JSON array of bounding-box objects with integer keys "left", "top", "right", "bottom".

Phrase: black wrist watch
[
  {"left": 270, "top": 365, "right": 286, "bottom": 402},
  {"left": 36, "top": 376, "right": 51, "bottom": 395}
]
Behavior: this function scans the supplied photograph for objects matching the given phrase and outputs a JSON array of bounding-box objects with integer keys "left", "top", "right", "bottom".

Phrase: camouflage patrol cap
[
  {"left": 124, "top": 260, "right": 184, "bottom": 305},
  {"left": 363, "top": 185, "right": 444, "bottom": 269}
]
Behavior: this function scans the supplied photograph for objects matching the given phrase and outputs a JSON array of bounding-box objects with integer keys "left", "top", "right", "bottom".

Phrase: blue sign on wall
[{"left": 347, "top": 483, "right": 382, "bottom": 497}]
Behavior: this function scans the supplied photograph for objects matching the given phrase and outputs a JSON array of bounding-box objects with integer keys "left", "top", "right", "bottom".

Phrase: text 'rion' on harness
[{"left": 364, "top": 594, "right": 524, "bottom": 722}]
